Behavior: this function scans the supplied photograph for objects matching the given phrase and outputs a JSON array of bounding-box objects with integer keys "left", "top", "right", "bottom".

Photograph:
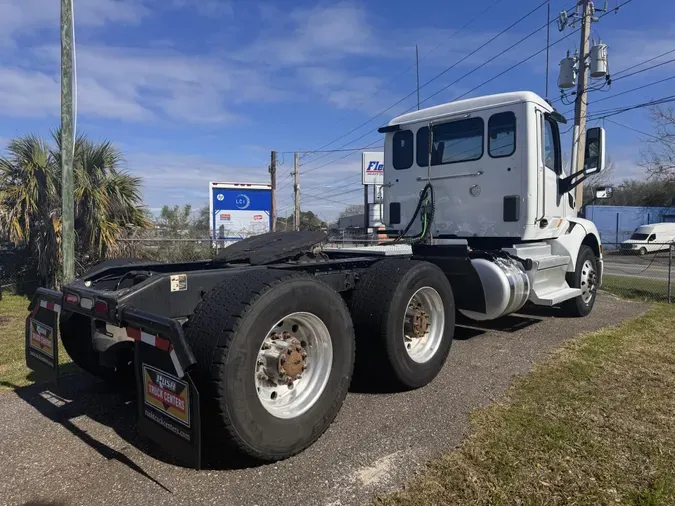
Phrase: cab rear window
[{"left": 392, "top": 130, "right": 413, "bottom": 170}]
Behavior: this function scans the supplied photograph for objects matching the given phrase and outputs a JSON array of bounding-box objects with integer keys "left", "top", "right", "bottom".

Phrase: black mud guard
[
  {"left": 25, "top": 288, "right": 63, "bottom": 384},
  {"left": 122, "top": 307, "right": 202, "bottom": 469}
]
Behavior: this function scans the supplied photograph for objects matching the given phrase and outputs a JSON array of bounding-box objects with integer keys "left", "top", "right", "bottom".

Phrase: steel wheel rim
[
  {"left": 580, "top": 259, "right": 597, "bottom": 304},
  {"left": 255, "top": 312, "right": 333, "bottom": 419},
  {"left": 402, "top": 287, "right": 445, "bottom": 364}
]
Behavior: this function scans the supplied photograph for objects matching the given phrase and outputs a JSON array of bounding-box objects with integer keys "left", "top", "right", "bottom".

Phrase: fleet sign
[
  {"left": 209, "top": 182, "right": 272, "bottom": 240},
  {"left": 362, "top": 152, "right": 384, "bottom": 185}
]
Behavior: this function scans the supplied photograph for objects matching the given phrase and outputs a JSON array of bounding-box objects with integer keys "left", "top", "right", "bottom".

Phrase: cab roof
[{"left": 386, "top": 91, "right": 553, "bottom": 128}]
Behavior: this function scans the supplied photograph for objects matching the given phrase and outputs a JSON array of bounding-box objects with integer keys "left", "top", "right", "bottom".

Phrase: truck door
[{"left": 537, "top": 110, "right": 565, "bottom": 233}]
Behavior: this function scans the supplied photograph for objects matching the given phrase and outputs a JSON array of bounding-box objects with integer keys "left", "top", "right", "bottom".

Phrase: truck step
[
  {"left": 503, "top": 242, "right": 552, "bottom": 259},
  {"left": 533, "top": 254, "right": 570, "bottom": 271},
  {"left": 529, "top": 286, "right": 581, "bottom": 306}
]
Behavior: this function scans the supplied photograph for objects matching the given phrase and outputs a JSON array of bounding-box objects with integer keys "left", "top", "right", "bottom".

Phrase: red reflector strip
[
  {"left": 126, "top": 327, "right": 173, "bottom": 352},
  {"left": 38, "top": 300, "right": 62, "bottom": 314}
]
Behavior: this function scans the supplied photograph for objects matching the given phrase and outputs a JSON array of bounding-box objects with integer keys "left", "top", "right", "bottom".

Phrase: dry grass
[
  {"left": 374, "top": 303, "right": 675, "bottom": 506},
  {"left": 0, "top": 294, "right": 74, "bottom": 391},
  {"left": 602, "top": 275, "right": 671, "bottom": 302}
]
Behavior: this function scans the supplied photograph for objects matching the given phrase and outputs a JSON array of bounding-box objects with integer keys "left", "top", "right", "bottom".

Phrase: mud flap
[
  {"left": 124, "top": 308, "right": 201, "bottom": 469},
  {"left": 25, "top": 288, "right": 63, "bottom": 384}
]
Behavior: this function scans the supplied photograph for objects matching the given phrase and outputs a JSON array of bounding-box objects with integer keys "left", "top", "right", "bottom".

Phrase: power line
[
  {"left": 585, "top": 94, "right": 675, "bottom": 121},
  {"left": 298, "top": 0, "right": 507, "bottom": 162},
  {"left": 280, "top": 145, "right": 383, "bottom": 155},
  {"left": 419, "top": 0, "right": 634, "bottom": 109},
  {"left": 306, "top": 0, "right": 507, "bottom": 149},
  {"left": 301, "top": 0, "right": 632, "bottom": 182},
  {"left": 612, "top": 47, "right": 675, "bottom": 78},
  {"left": 298, "top": 0, "right": 552, "bottom": 170},
  {"left": 300, "top": 1, "right": 590, "bottom": 176},
  {"left": 612, "top": 57, "right": 675, "bottom": 82},
  {"left": 302, "top": 138, "right": 382, "bottom": 176},
  {"left": 602, "top": 117, "right": 660, "bottom": 140}
]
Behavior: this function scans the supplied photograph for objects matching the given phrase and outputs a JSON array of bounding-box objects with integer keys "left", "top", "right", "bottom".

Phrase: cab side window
[
  {"left": 543, "top": 116, "right": 561, "bottom": 174},
  {"left": 488, "top": 112, "right": 516, "bottom": 158}
]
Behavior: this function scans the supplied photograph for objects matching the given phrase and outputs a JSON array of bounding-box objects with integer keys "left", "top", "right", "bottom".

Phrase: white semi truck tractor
[{"left": 25, "top": 91, "right": 607, "bottom": 467}]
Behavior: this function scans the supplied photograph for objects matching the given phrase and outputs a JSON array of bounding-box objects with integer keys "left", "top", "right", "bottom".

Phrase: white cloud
[
  {"left": 169, "top": 0, "right": 233, "bottom": 17},
  {"left": 0, "top": 0, "right": 149, "bottom": 45},
  {"left": 15, "top": 42, "right": 288, "bottom": 123},
  {"left": 236, "top": 2, "right": 383, "bottom": 67},
  {"left": 124, "top": 151, "right": 269, "bottom": 207}
]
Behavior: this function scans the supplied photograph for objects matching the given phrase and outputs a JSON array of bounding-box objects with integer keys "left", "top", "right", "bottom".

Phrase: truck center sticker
[
  {"left": 29, "top": 319, "right": 54, "bottom": 358},
  {"left": 170, "top": 274, "right": 187, "bottom": 292},
  {"left": 143, "top": 364, "right": 191, "bottom": 427}
]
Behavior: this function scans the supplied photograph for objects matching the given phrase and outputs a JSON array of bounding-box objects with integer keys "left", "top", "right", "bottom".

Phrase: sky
[{"left": 0, "top": 0, "right": 673, "bottom": 222}]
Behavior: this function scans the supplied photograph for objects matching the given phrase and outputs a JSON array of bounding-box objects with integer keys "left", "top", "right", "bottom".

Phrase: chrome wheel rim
[
  {"left": 255, "top": 312, "right": 333, "bottom": 419},
  {"left": 580, "top": 259, "right": 597, "bottom": 304},
  {"left": 402, "top": 287, "right": 445, "bottom": 363}
]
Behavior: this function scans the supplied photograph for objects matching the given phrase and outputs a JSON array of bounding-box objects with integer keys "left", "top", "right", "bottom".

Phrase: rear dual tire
[
  {"left": 350, "top": 260, "right": 456, "bottom": 390},
  {"left": 187, "top": 270, "right": 354, "bottom": 462}
]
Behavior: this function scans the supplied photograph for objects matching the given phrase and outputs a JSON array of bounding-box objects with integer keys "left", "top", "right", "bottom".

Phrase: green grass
[
  {"left": 0, "top": 294, "right": 75, "bottom": 391},
  {"left": 374, "top": 303, "right": 675, "bottom": 506},
  {"left": 602, "top": 275, "right": 670, "bottom": 302}
]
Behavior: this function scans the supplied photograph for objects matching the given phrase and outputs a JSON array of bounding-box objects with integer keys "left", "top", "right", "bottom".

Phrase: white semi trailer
[{"left": 25, "top": 91, "right": 607, "bottom": 467}]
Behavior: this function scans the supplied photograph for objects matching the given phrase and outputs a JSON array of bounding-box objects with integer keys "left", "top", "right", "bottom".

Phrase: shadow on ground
[{"left": 9, "top": 370, "right": 260, "bottom": 479}]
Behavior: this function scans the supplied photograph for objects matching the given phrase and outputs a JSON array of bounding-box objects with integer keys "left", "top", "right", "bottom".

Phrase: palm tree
[{"left": 0, "top": 132, "right": 150, "bottom": 286}]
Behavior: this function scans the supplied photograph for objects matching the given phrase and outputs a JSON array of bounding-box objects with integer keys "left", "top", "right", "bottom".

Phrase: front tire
[
  {"left": 187, "top": 270, "right": 355, "bottom": 462},
  {"left": 350, "top": 260, "right": 455, "bottom": 390},
  {"left": 562, "top": 245, "right": 599, "bottom": 317}
]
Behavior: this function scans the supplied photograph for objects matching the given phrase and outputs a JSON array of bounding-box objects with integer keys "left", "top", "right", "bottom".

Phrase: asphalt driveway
[{"left": 0, "top": 295, "right": 650, "bottom": 506}]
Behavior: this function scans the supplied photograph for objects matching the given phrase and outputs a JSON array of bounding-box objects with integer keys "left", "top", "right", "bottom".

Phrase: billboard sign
[
  {"left": 362, "top": 152, "right": 384, "bottom": 185},
  {"left": 209, "top": 182, "right": 272, "bottom": 240}
]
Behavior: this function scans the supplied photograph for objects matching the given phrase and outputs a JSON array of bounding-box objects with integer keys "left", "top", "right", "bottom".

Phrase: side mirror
[
  {"left": 595, "top": 185, "right": 613, "bottom": 199},
  {"left": 583, "top": 127, "right": 605, "bottom": 175}
]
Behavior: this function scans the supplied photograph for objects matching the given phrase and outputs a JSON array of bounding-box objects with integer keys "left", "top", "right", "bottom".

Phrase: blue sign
[{"left": 211, "top": 186, "right": 272, "bottom": 240}]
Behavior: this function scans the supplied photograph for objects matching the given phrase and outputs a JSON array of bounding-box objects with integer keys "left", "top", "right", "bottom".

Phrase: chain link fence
[
  {"left": 109, "top": 238, "right": 237, "bottom": 263},
  {"left": 0, "top": 243, "right": 40, "bottom": 298},
  {"left": 601, "top": 242, "right": 674, "bottom": 303},
  {"left": 3, "top": 235, "right": 672, "bottom": 304}
]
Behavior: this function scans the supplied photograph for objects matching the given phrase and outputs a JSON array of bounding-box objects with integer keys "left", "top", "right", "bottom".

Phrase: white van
[{"left": 620, "top": 223, "right": 675, "bottom": 255}]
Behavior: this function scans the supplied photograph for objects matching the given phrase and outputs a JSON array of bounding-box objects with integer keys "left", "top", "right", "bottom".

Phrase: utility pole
[
  {"left": 270, "top": 151, "right": 277, "bottom": 232},
  {"left": 293, "top": 152, "right": 300, "bottom": 231},
  {"left": 61, "top": 0, "right": 75, "bottom": 284},
  {"left": 363, "top": 185, "right": 369, "bottom": 231},
  {"left": 571, "top": 0, "right": 593, "bottom": 210}
]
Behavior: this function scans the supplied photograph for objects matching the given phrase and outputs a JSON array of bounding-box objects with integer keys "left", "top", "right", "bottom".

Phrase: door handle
[{"left": 416, "top": 170, "right": 483, "bottom": 182}]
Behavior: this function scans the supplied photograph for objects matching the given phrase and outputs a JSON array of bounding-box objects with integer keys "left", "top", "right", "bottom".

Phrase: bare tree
[
  {"left": 640, "top": 105, "right": 675, "bottom": 180},
  {"left": 338, "top": 204, "right": 364, "bottom": 218},
  {"left": 582, "top": 156, "right": 615, "bottom": 203}
]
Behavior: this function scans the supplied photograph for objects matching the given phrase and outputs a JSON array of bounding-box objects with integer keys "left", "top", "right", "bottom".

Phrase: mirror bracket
[{"left": 559, "top": 171, "right": 588, "bottom": 194}]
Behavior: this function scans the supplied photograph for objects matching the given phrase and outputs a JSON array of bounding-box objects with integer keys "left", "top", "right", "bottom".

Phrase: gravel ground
[{"left": 0, "top": 295, "right": 649, "bottom": 506}]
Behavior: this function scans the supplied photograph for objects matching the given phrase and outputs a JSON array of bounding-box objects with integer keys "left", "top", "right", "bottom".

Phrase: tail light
[
  {"left": 94, "top": 300, "right": 109, "bottom": 314},
  {"left": 65, "top": 293, "right": 79, "bottom": 305}
]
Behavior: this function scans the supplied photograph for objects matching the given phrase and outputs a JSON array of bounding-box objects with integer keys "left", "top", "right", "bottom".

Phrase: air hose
[{"left": 392, "top": 182, "right": 435, "bottom": 243}]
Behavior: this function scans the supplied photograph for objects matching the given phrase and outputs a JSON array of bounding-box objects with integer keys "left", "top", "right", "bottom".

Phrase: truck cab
[{"left": 380, "top": 91, "right": 606, "bottom": 319}]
